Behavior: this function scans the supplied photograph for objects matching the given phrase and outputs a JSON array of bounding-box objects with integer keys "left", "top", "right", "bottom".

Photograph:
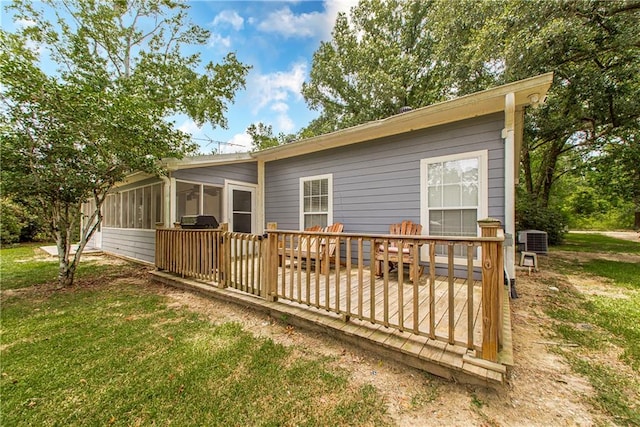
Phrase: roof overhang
[
  {"left": 252, "top": 72, "right": 553, "bottom": 162},
  {"left": 163, "top": 152, "right": 255, "bottom": 171}
]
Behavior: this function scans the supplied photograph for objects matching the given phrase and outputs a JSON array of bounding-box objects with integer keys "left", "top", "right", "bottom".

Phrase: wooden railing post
[
  {"left": 265, "top": 222, "right": 278, "bottom": 301},
  {"left": 478, "top": 218, "right": 503, "bottom": 362},
  {"left": 218, "top": 223, "right": 229, "bottom": 288}
]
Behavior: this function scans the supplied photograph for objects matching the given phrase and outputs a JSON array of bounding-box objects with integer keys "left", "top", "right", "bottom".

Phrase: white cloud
[
  {"left": 212, "top": 10, "right": 244, "bottom": 31},
  {"left": 178, "top": 119, "right": 201, "bottom": 135},
  {"left": 208, "top": 33, "right": 231, "bottom": 50},
  {"left": 271, "top": 102, "right": 289, "bottom": 114},
  {"left": 222, "top": 132, "right": 253, "bottom": 154},
  {"left": 276, "top": 114, "right": 295, "bottom": 134},
  {"left": 15, "top": 18, "right": 36, "bottom": 28},
  {"left": 256, "top": 0, "right": 359, "bottom": 40},
  {"left": 257, "top": 7, "right": 323, "bottom": 38},
  {"left": 251, "top": 62, "right": 307, "bottom": 113}
]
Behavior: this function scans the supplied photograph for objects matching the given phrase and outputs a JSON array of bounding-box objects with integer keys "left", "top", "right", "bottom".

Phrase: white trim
[
  {"left": 504, "top": 92, "right": 517, "bottom": 279},
  {"left": 299, "top": 173, "right": 333, "bottom": 230},
  {"left": 420, "top": 150, "right": 488, "bottom": 265}
]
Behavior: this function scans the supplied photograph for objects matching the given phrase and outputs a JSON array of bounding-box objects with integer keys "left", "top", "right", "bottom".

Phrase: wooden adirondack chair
[
  {"left": 375, "top": 220, "right": 424, "bottom": 283},
  {"left": 280, "top": 223, "right": 344, "bottom": 273}
]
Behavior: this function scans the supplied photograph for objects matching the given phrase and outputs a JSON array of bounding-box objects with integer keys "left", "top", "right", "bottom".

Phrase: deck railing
[{"left": 155, "top": 219, "right": 504, "bottom": 362}]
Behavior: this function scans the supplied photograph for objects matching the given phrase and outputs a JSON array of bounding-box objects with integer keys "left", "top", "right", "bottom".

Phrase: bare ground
[{"left": 149, "top": 261, "right": 613, "bottom": 426}]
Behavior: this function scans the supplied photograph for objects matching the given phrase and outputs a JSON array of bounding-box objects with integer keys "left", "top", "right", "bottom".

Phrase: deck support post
[
  {"left": 265, "top": 222, "right": 278, "bottom": 302},
  {"left": 478, "top": 218, "right": 504, "bottom": 362}
]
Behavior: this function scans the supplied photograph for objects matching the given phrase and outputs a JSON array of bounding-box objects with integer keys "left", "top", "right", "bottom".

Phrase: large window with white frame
[
  {"left": 102, "top": 183, "right": 163, "bottom": 229},
  {"left": 421, "top": 150, "right": 488, "bottom": 258},
  {"left": 175, "top": 181, "right": 222, "bottom": 222},
  {"left": 300, "top": 174, "right": 333, "bottom": 229}
]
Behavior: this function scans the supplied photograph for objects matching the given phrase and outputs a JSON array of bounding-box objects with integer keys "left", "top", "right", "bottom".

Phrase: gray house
[{"left": 92, "top": 73, "right": 553, "bottom": 283}]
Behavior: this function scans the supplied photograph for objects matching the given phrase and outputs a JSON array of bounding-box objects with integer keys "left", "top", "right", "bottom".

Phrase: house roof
[
  {"left": 252, "top": 72, "right": 553, "bottom": 162},
  {"left": 162, "top": 72, "right": 553, "bottom": 169}
]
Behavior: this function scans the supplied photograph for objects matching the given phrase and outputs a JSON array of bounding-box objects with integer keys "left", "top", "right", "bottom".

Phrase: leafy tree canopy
[
  {"left": 0, "top": 0, "right": 250, "bottom": 285},
  {"left": 301, "top": 0, "right": 443, "bottom": 135}
]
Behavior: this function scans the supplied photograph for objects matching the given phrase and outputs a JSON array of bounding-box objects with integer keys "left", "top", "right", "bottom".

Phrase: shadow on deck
[{"left": 150, "top": 267, "right": 512, "bottom": 389}]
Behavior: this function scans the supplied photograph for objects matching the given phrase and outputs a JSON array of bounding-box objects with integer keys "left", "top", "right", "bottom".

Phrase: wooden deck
[
  {"left": 151, "top": 263, "right": 512, "bottom": 388},
  {"left": 154, "top": 224, "right": 511, "bottom": 387}
]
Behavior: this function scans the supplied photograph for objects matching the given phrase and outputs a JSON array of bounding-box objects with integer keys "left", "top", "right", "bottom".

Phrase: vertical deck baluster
[
  {"left": 358, "top": 238, "right": 364, "bottom": 320},
  {"left": 334, "top": 236, "right": 341, "bottom": 314},
  {"left": 346, "top": 237, "right": 352, "bottom": 319},
  {"left": 370, "top": 238, "right": 376, "bottom": 323},
  {"left": 467, "top": 242, "right": 475, "bottom": 350},
  {"left": 448, "top": 242, "right": 455, "bottom": 345},
  {"left": 383, "top": 239, "right": 389, "bottom": 327},
  {"left": 397, "top": 240, "right": 404, "bottom": 331},
  {"left": 429, "top": 242, "right": 436, "bottom": 339}
]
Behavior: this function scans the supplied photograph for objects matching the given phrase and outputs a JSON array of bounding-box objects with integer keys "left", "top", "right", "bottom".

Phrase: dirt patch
[
  {"left": 570, "top": 230, "right": 640, "bottom": 242},
  {"left": 154, "top": 269, "right": 605, "bottom": 426}
]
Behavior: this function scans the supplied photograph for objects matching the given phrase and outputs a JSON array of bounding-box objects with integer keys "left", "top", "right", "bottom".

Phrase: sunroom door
[{"left": 227, "top": 183, "right": 256, "bottom": 234}]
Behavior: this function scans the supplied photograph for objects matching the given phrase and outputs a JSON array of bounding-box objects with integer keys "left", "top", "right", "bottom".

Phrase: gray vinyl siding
[
  {"left": 102, "top": 228, "right": 156, "bottom": 263},
  {"left": 171, "top": 162, "right": 257, "bottom": 186},
  {"left": 265, "top": 113, "right": 505, "bottom": 233}
]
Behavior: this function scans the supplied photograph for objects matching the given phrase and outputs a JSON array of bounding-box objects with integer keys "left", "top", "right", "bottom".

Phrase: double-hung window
[
  {"left": 421, "top": 150, "right": 487, "bottom": 259},
  {"left": 300, "top": 174, "right": 332, "bottom": 229}
]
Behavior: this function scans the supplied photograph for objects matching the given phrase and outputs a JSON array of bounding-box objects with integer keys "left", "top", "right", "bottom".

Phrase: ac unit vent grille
[{"left": 518, "top": 230, "right": 548, "bottom": 254}]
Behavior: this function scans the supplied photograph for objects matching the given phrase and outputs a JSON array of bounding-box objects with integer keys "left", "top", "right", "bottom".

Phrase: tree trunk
[{"left": 635, "top": 210, "right": 640, "bottom": 230}]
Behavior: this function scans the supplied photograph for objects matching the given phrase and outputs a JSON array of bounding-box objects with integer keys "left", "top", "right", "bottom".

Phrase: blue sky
[
  {"left": 1, "top": 0, "right": 359, "bottom": 153},
  {"left": 181, "top": 1, "right": 359, "bottom": 154}
]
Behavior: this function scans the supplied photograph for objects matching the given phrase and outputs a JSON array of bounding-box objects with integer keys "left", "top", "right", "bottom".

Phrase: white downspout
[{"left": 503, "top": 92, "right": 516, "bottom": 281}]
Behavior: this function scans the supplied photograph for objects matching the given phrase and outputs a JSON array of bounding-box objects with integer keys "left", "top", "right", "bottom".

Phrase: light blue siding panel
[
  {"left": 102, "top": 228, "right": 156, "bottom": 263},
  {"left": 265, "top": 113, "right": 506, "bottom": 232}
]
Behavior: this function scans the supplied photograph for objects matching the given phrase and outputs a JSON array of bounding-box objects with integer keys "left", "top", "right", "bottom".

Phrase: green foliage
[
  {"left": 0, "top": 198, "right": 25, "bottom": 244},
  {"left": 246, "top": 122, "right": 297, "bottom": 151},
  {"left": 0, "top": 0, "right": 249, "bottom": 286},
  {"left": 516, "top": 193, "right": 567, "bottom": 245},
  {"left": 0, "top": 252, "right": 390, "bottom": 426},
  {"left": 305, "top": 0, "right": 640, "bottom": 225},
  {"left": 554, "top": 233, "right": 640, "bottom": 254},
  {"left": 302, "top": 0, "right": 443, "bottom": 136}
]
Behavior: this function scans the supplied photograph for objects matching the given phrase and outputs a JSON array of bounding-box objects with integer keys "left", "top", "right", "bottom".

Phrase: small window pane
[
  {"left": 176, "top": 182, "right": 200, "bottom": 220},
  {"left": 442, "top": 184, "right": 461, "bottom": 207},
  {"left": 461, "top": 183, "right": 478, "bottom": 206},
  {"left": 233, "top": 213, "right": 252, "bottom": 233},
  {"left": 115, "top": 194, "right": 121, "bottom": 228},
  {"left": 203, "top": 185, "right": 222, "bottom": 220},
  {"left": 443, "top": 160, "right": 462, "bottom": 184},
  {"left": 144, "top": 187, "right": 152, "bottom": 229},
  {"left": 154, "top": 184, "right": 163, "bottom": 225},
  {"left": 232, "top": 190, "right": 251, "bottom": 212},
  {"left": 128, "top": 191, "right": 135, "bottom": 228},
  {"left": 427, "top": 163, "right": 442, "bottom": 186},
  {"left": 304, "top": 214, "right": 327, "bottom": 229},
  {"left": 428, "top": 185, "right": 441, "bottom": 208},
  {"left": 136, "top": 188, "right": 143, "bottom": 228}
]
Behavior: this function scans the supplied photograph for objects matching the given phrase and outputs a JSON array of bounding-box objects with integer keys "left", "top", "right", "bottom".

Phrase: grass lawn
[
  {"left": 555, "top": 232, "right": 640, "bottom": 254},
  {"left": 545, "top": 233, "right": 640, "bottom": 425},
  {"left": 0, "top": 245, "right": 389, "bottom": 426}
]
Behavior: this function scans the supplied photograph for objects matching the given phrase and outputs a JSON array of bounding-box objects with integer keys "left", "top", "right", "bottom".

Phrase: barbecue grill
[{"left": 179, "top": 215, "right": 219, "bottom": 229}]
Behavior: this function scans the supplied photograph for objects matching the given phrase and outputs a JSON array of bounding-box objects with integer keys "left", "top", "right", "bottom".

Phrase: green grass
[
  {"left": 554, "top": 232, "right": 640, "bottom": 254},
  {"left": 0, "top": 244, "right": 125, "bottom": 290},
  {"left": 543, "top": 235, "right": 640, "bottom": 424},
  {"left": 0, "top": 245, "right": 390, "bottom": 426}
]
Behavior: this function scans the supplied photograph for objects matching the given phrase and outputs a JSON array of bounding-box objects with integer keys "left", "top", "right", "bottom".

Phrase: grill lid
[{"left": 180, "top": 215, "right": 219, "bottom": 229}]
